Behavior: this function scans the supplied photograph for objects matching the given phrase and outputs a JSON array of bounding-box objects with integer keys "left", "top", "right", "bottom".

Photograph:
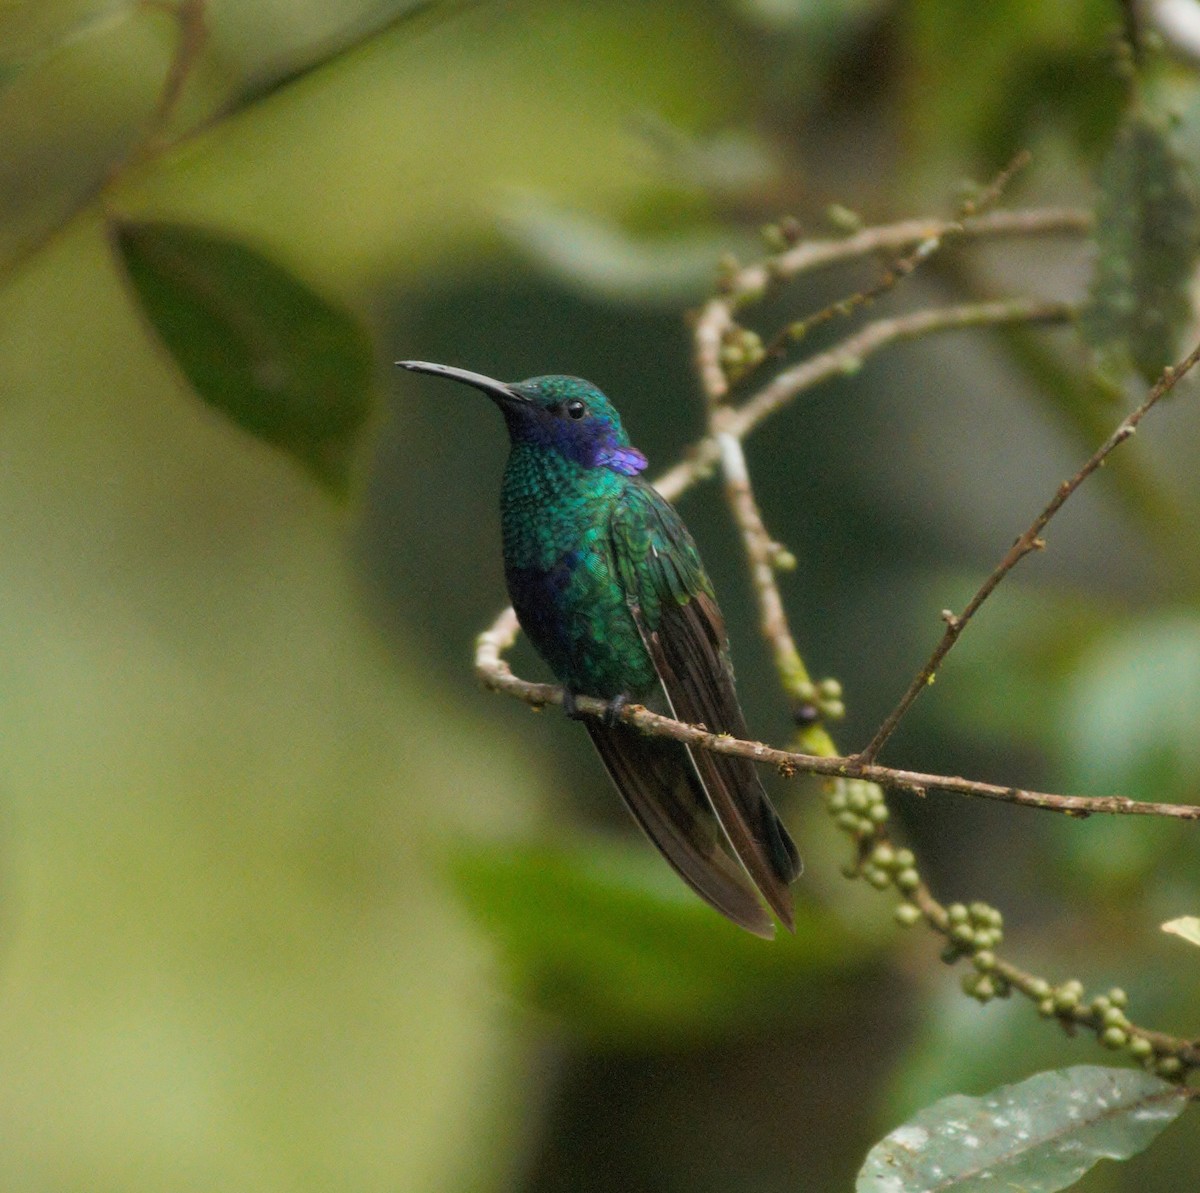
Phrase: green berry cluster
[
  {"left": 824, "top": 777, "right": 1192, "bottom": 1075},
  {"left": 793, "top": 677, "right": 845, "bottom": 722},
  {"left": 1032, "top": 982, "right": 1184, "bottom": 1079},
  {"left": 826, "top": 778, "right": 889, "bottom": 839},
  {"left": 718, "top": 326, "right": 765, "bottom": 381},
  {"left": 930, "top": 902, "right": 1008, "bottom": 1001},
  {"left": 960, "top": 966, "right": 1009, "bottom": 1004},
  {"left": 857, "top": 841, "right": 919, "bottom": 892},
  {"left": 942, "top": 901, "right": 1004, "bottom": 953}
]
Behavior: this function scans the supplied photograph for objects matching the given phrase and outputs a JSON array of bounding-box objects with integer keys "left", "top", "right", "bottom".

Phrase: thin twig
[
  {"left": 138, "top": 0, "right": 209, "bottom": 157},
  {"left": 734, "top": 299, "right": 1073, "bottom": 441},
  {"left": 716, "top": 431, "right": 812, "bottom": 700},
  {"left": 0, "top": 1, "right": 208, "bottom": 288},
  {"left": 694, "top": 207, "right": 1091, "bottom": 402},
  {"left": 0, "top": 0, "right": 450, "bottom": 289},
  {"left": 470, "top": 313, "right": 1200, "bottom": 816},
  {"left": 759, "top": 151, "right": 1036, "bottom": 362},
  {"left": 892, "top": 852, "right": 1199, "bottom": 1067},
  {"left": 856, "top": 337, "right": 1200, "bottom": 765},
  {"left": 983, "top": 949, "right": 1200, "bottom": 1068},
  {"left": 659, "top": 298, "right": 1075, "bottom": 503}
]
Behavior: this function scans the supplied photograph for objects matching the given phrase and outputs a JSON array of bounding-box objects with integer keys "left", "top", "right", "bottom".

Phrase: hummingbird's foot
[
  {"left": 562, "top": 689, "right": 629, "bottom": 726},
  {"left": 601, "top": 693, "right": 629, "bottom": 727}
]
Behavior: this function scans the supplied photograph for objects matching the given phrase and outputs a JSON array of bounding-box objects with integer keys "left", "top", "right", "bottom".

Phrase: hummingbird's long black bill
[{"left": 397, "top": 360, "right": 529, "bottom": 404}]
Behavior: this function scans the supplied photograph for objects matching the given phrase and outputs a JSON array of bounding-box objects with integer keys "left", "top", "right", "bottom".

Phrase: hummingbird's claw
[
  {"left": 561, "top": 689, "right": 628, "bottom": 727},
  {"left": 602, "top": 693, "right": 629, "bottom": 727}
]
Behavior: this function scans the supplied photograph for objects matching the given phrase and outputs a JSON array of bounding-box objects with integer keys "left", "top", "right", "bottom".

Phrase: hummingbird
[{"left": 398, "top": 361, "right": 802, "bottom": 937}]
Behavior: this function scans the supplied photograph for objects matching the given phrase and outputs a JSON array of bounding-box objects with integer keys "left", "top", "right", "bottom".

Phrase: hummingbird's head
[{"left": 398, "top": 362, "right": 648, "bottom": 476}]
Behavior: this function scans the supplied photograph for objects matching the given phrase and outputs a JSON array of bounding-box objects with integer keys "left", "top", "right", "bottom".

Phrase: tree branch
[
  {"left": 694, "top": 207, "right": 1091, "bottom": 402},
  {"left": 856, "top": 336, "right": 1200, "bottom": 764},
  {"left": 472, "top": 201, "right": 1199, "bottom": 1076},
  {"left": 474, "top": 622, "right": 1200, "bottom": 822},
  {"left": 716, "top": 430, "right": 818, "bottom": 709},
  {"left": 657, "top": 298, "right": 1075, "bottom": 504}
]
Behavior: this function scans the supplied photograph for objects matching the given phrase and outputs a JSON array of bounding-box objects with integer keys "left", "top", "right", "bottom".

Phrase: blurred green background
[{"left": 1, "top": 1, "right": 1198, "bottom": 1190}]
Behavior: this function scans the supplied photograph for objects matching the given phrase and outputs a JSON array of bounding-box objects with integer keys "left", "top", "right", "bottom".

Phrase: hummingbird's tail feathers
[
  {"left": 764, "top": 800, "right": 803, "bottom": 885},
  {"left": 643, "top": 589, "right": 801, "bottom": 931},
  {"left": 584, "top": 720, "right": 776, "bottom": 939},
  {"left": 608, "top": 488, "right": 801, "bottom": 932},
  {"left": 685, "top": 742, "right": 799, "bottom": 932}
]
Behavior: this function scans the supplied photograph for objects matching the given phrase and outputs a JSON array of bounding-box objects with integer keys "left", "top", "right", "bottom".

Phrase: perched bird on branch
[{"left": 399, "top": 361, "right": 801, "bottom": 936}]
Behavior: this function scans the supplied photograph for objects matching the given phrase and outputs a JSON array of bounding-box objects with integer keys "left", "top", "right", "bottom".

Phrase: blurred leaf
[
  {"left": 906, "top": 0, "right": 1117, "bottom": 181},
  {"left": 112, "top": 219, "right": 374, "bottom": 494},
  {"left": 858, "top": 1066, "right": 1187, "bottom": 1192},
  {"left": 217, "top": 0, "right": 451, "bottom": 117},
  {"left": 919, "top": 575, "right": 1114, "bottom": 751},
  {"left": 0, "top": 6, "right": 166, "bottom": 270},
  {"left": 1049, "top": 612, "right": 1200, "bottom": 888},
  {"left": 449, "top": 838, "right": 865, "bottom": 1043},
  {"left": 500, "top": 195, "right": 758, "bottom": 305},
  {"left": 730, "top": 0, "right": 887, "bottom": 35},
  {"left": 1081, "top": 110, "right": 1200, "bottom": 384},
  {"left": 629, "top": 113, "right": 780, "bottom": 198},
  {"left": 1162, "top": 916, "right": 1200, "bottom": 947},
  {"left": 1061, "top": 612, "right": 1200, "bottom": 801}
]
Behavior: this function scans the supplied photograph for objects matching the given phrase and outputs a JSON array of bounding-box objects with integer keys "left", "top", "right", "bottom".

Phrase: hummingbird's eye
[{"left": 565, "top": 399, "right": 587, "bottom": 420}]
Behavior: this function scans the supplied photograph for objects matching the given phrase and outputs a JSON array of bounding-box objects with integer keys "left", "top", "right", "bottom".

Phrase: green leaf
[
  {"left": 112, "top": 219, "right": 374, "bottom": 494},
  {"left": 1081, "top": 111, "right": 1200, "bottom": 383},
  {"left": 448, "top": 839, "right": 867, "bottom": 1043},
  {"left": 858, "top": 1066, "right": 1188, "bottom": 1192}
]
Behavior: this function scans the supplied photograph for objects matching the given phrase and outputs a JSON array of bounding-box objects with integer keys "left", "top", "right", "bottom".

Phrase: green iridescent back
[{"left": 500, "top": 441, "right": 670, "bottom": 699}]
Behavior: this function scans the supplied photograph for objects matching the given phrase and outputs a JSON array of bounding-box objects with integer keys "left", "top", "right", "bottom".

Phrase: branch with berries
[{"left": 474, "top": 180, "right": 1200, "bottom": 1079}]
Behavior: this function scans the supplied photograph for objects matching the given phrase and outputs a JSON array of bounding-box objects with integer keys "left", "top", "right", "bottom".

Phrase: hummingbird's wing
[
  {"left": 609, "top": 483, "right": 801, "bottom": 933},
  {"left": 583, "top": 721, "right": 776, "bottom": 937}
]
